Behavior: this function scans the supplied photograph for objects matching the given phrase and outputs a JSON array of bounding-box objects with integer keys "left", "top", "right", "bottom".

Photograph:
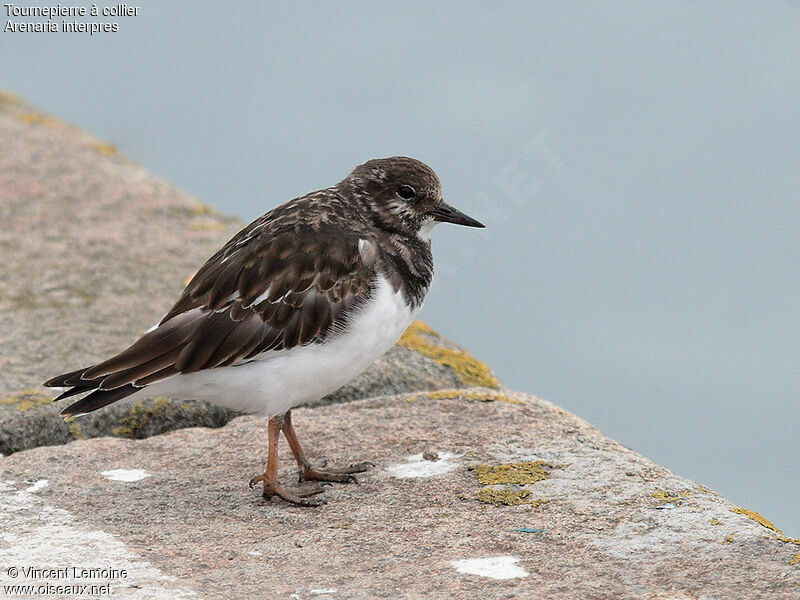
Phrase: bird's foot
[
  {"left": 249, "top": 474, "right": 328, "bottom": 506},
  {"left": 298, "top": 460, "right": 374, "bottom": 484}
]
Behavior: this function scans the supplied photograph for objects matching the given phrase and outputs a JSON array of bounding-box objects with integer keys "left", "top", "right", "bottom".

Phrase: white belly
[{"left": 143, "top": 275, "right": 421, "bottom": 416}]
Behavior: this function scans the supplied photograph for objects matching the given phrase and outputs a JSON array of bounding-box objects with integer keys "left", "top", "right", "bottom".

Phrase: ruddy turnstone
[{"left": 45, "top": 156, "right": 484, "bottom": 505}]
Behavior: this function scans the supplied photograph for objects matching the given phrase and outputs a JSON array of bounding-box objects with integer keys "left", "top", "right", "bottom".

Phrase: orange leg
[
  {"left": 248, "top": 414, "right": 327, "bottom": 506},
  {"left": 282, "top": 410, "right": 373, "bottom": 484}
]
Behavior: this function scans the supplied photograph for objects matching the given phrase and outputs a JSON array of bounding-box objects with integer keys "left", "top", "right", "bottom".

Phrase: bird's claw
[
  {"left": 248, "top": 473, "right": 328, "bottom": 507},
  {"left": 298, "top": 460, "right": 373, "bottom": 484}
]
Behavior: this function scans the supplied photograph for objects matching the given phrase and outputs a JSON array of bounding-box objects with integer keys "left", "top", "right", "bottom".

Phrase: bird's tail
[
  {"left": 44, "top": 368, "right": 140, "bottom": 418},
  {"left": 44, "top": 310, "right": 211, "bottom": 417}
]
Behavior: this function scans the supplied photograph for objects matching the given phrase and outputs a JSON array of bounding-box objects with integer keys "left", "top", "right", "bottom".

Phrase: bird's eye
[{"left": 397, "top": 185, "right": 416, "bottom": 200}]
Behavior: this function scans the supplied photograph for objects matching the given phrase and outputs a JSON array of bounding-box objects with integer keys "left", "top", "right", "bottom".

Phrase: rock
[
  {"left": 1, "top": 389, "right": 796, "bottom": 599},
  {"left": 0, "top": 93, "right": 499, "bottom": 455}
]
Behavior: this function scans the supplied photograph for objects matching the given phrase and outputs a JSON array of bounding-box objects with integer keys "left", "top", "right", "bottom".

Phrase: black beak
[{"left": 431, "top": 201, "right": 485, "bottom": 228}]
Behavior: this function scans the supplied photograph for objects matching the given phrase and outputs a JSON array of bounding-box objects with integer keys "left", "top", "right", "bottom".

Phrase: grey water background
[{"left": 3, "top": 2, "right": 798, "bottom": 535}]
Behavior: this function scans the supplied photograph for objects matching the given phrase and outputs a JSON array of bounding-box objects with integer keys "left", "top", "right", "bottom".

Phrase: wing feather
[{"left": 46, "top": 222, "right": 378, "bottom": 416}]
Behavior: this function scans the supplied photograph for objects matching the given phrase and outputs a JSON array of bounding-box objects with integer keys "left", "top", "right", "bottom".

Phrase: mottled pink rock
[{"left": 1, "top": 390, "right": 797, "bottom": 599}]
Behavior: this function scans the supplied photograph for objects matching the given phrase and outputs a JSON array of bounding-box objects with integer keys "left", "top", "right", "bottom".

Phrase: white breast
[{"left": 143, "top": 275, "right": 422, "bottom": 416}]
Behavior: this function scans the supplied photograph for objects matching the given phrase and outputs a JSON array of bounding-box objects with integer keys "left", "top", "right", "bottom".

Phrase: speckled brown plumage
[{"left": 46, "top": 157, "right": 483, "bottom": 418}]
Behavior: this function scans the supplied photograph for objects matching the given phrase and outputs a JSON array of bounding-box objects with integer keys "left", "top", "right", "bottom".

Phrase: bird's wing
[{"left": 46, "top": 223, "right": 380, "bottom": 416}]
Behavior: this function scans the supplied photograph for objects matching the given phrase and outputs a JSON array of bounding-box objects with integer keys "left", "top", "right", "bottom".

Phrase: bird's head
[{"left": 343, "top": 156, "right": 484, "bottom": 240}]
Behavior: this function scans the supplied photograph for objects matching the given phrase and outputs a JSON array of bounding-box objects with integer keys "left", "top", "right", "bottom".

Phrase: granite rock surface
[{"left": 1, "top": 389, "right": 797, "bottom": 599}]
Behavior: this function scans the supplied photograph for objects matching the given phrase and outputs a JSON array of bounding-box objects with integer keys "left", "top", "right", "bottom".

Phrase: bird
[{"left": 44, "top": 156, "right": 484, "bottom": 505}]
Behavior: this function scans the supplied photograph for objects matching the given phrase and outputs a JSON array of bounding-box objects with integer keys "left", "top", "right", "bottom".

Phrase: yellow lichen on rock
[
  {"left": 471, "top": 461, "right": 551, "bottom": 485},
  {"left": 0, "top": 89, "right": 21, "bottom": 105},
  {"left": 770, "top": 531, "right": 800, "bottom": 566},
  {"left": 730, "top": 507, "right": 800, "bottom": 564},
  {"left": 1, "top": 389, "right": 52, "bottom": 411},
  {"left": 651, "top": 489, "right": 694, "bottom": 504},
  {"left": 476, "top": 487, "right": 548, "bottom": 507},
  {"left": 426, "top": 389, "right": 524, "bottom": 406},
  {"left": 397, "top": 321, "right": 500, "bottom": 389},
  {"left": 189, "top": 204, "right": 221, "bottom": 217},
  {"left": 470, "top": 461, "right": 551, "bottom": 508},
  {"left": 170, "top": 203, "right": 225, "bottom": 220},
  {"left": 16, "top": 111, "right": 64, "bottom": 128},
  {"left": 190, "top": 219, "right": 229, "bottom": 231},
  {"left": 774, "top": 534, "right": 800, "bottom": 545},
  {"left": 89, "top": 141, "right": 118, "bottom": 156},
  {"left": 732, "top": 507, "right": 781, "bottom": 533},
  {"left": 68, "top": 422, "right": 85, "bottom": 440},
  {"left": 112, "top": 397, "right": 170, "bottom": 438}
]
